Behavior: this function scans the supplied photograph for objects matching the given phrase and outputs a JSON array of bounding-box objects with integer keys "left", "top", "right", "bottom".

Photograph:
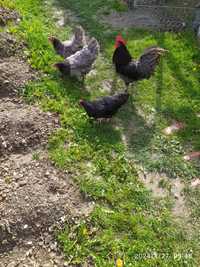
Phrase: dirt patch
[
  {"left": 0, "top": 99, "right": 59, "bottom": 156},
  {"left": 0, "top": 7, "right": 19, "bottom": 27},
  {"left": 0, "top": 57, "right": 36, "bottom": 98},
  {"left": 0, "top": 32, "right": 36, "bottom": 98},
  {"left": 138, "top": 168, "right": 189, "bottom": 219},
  {"left": 0, "top": 32, "right": 24, "bottom": 58},
  {"left": 0, "top": 151, "right": 93, "bottom": 253},
  {"left": 0, "top": 244, "right": 65, "bottom": 267}
]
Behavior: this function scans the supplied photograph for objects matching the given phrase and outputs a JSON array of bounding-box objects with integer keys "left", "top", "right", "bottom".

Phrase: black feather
[
  {"left": 81, "top": 92, "right": 129, "bottom": 119},
  {"left": 113, "top": 43, "right": 166, "bottom": 85},
  {"left": 52, "top": 38, "right": 64, "bottom": 56},
  {"left": 55, "top": 62, "right": 71, "bottom": 75},
  {"left": 112, "top": 43, "right": 132, "bottom": 66}
]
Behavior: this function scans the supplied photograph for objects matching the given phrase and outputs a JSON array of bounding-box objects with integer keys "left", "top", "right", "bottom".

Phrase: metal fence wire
[{"left": 124, "top": 0, "right": 200, "bottom": 32}]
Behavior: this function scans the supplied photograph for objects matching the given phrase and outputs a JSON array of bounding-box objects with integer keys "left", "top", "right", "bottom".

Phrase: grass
[{"left": 1, "top": 0, "right": 200, "bottom": 266}]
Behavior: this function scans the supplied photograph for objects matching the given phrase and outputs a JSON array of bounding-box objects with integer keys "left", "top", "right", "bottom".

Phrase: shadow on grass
[
  {"left": 118, "top": 32, "right": 165, "bottom": 156},
  {"left": 117, "top": 94, "right": 155, "bottom": 155},
  {"left": 154, "top": 32, "right": 166, "bottom": 114},
  {"left": 58, "top": 79, "right": 152, "bottom": 149},
  {"left": 156, "top": 32, "right": 200, "bottom": 150},
  {"left": 53, "top": 77, "right": 123, "bottom": 147},
  {"left": 166, "top": 53, "right": 200, "bottom": 101}
]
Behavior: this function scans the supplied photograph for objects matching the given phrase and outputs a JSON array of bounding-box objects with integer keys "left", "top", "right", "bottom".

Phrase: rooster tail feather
[
  {"left": 143, "top": 46, "right": 168, "bottom": 55},
  {"left": 137, "top": 46, "right": 168, "bottom": 78}
]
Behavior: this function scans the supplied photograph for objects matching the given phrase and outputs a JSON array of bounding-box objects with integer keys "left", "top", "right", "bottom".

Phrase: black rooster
[
  {"left": 79, "top": 92, "right": 129, "bottom": 121},
  {"left": 112, "top": 35, "right": 168, "bottom": 90}
]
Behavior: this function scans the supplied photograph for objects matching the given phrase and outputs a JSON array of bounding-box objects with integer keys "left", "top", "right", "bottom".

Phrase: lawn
[{"left": 2, "top": 0, "right": 200, "bottom": 266}]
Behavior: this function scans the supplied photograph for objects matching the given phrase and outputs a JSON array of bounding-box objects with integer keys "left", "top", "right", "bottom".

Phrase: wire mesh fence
[{"left": 124, "top": 0, "right": 200, "bottom": 32}]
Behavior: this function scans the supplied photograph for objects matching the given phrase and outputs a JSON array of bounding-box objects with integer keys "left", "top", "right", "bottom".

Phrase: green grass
[{"left": 2, "top": 0, "right": 200, "bottom": 266}]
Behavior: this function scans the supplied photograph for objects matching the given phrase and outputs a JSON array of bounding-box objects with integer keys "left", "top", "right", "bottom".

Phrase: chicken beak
[
  {"left": 52, "top": 64, "right": 58, "bottom": 69},
  {"left": 79, "top": 100, "right": 84, "bottom": 106}
]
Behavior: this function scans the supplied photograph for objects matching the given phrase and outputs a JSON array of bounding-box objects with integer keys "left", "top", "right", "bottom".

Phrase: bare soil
[
  {"left": 0, "top": 151, "right": 93, "bottom": 265},
  {"left": 0, "top": 12, "right": 92, "bottom": 266},
  {"left": 0, "top": 32, "right": 24, "bottom": 59},
  {"left": 0, "top": 7, "right": 19, "bottom": 27},
  {"left": 138, "top": 169, "right": 189, "bottom": 219},
  {"left": 0, "top": 99, "right": 59, "bottom": 156},
  {"left": 0, "top": 57, "right": 35, "bottom": 98}
]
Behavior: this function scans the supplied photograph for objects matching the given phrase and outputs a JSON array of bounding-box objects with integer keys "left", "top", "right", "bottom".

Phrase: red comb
[{"left": 115, "top": 34, "right": 126, "bottom": 48}]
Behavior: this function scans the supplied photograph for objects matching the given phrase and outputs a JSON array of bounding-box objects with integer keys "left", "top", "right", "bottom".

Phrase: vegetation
[{"left": 1, "top": 0, "right": 200, "bottom": 265}]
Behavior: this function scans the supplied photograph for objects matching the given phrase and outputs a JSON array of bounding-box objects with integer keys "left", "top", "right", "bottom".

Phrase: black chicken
[
  {"left": 112, "top": 35, "right": 168, "bottom": 90},
  {"left": 79, "top": 92, "right": 129, "bottom": 121}
]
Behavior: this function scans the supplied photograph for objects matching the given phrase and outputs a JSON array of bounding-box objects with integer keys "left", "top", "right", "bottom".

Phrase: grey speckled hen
[
  {"left": 54, "top": 37, "right": 100, "bottom": 79},
  {"left": 48, "top": 26, "right": 87, "bottom": 58}
]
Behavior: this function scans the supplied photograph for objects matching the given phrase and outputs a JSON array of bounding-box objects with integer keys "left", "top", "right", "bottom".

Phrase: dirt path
[{"left": 0, "top": 9, "right": 92, "bottom": 267}]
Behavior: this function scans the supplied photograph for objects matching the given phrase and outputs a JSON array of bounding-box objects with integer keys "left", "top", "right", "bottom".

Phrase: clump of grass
[
  {"left": 0, "top": 0, "right": 15, "bottom": 9},
  {"left": 32, "top": 152, "right": 40, "bottom": 161}
]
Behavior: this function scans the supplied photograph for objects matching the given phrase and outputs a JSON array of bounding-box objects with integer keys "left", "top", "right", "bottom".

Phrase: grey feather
[{"left": 64, "top": 37, "right": 100, "bottom": 78}]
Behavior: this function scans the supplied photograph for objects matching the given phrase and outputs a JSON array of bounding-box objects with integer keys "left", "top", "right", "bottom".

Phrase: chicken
[
  {"left": 54, "top": 37, "right": 99, "bottom": 80},
  {"left": 112, "top": 35, "right": 168, "bottom": 90},
  {"left": 48, "top": 26, "right": 86, "bottom": 58},
  {"left": 79, "top": 92, "right": 129, "bottom": 121}
]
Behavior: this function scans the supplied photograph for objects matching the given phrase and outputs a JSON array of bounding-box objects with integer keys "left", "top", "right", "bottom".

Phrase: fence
[{"left": 124, "top": 0, "right": 200, "bottom": 32}]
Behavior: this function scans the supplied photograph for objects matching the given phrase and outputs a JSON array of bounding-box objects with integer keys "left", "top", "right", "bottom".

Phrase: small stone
[
  {"left": 163, "top": 121, "right": 185, "bottom": 135},
  {"left": 45, "top": 171, "right": 50, "bottom": 177},
  {"left": 2, "top": 141, "right": 7, "bottom": 148},
  {"left": 26, "top": 241, "right": 33, "bottom": 246},
  {"left": 49, "top": 252, "right": 55, "bottom": 258},
  {"left": 43, "top": 264, "right": 52, "bottom": 267},
  {"left": 191, "top": 179, "right": 200, "bottom": 187},
  {"left": 2, "top": 239, "right": 8, "bottom": 245},
  {"left": 174, "top": 194, "right": 179, "bottom": 200},
  {"left": 3, "top": 80, "right": 10, "bottom": 85},
  {"left": 23, "top": 224, "right": 28, "bottom": 229},
  {"left": 44, "top": 235, "right": 52, "bottom": 244},
  {"left": 26, "top": 248, "right": 33, "bottom": 257},
  {"left": 38, "top": 241, "right": 43, "bottom": 246},
  {"left": 50, "top": 242, "right": 57, "bottom": 251},
  {"left": 19, "top": 180, "right": 26, "bottom": 187}
]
